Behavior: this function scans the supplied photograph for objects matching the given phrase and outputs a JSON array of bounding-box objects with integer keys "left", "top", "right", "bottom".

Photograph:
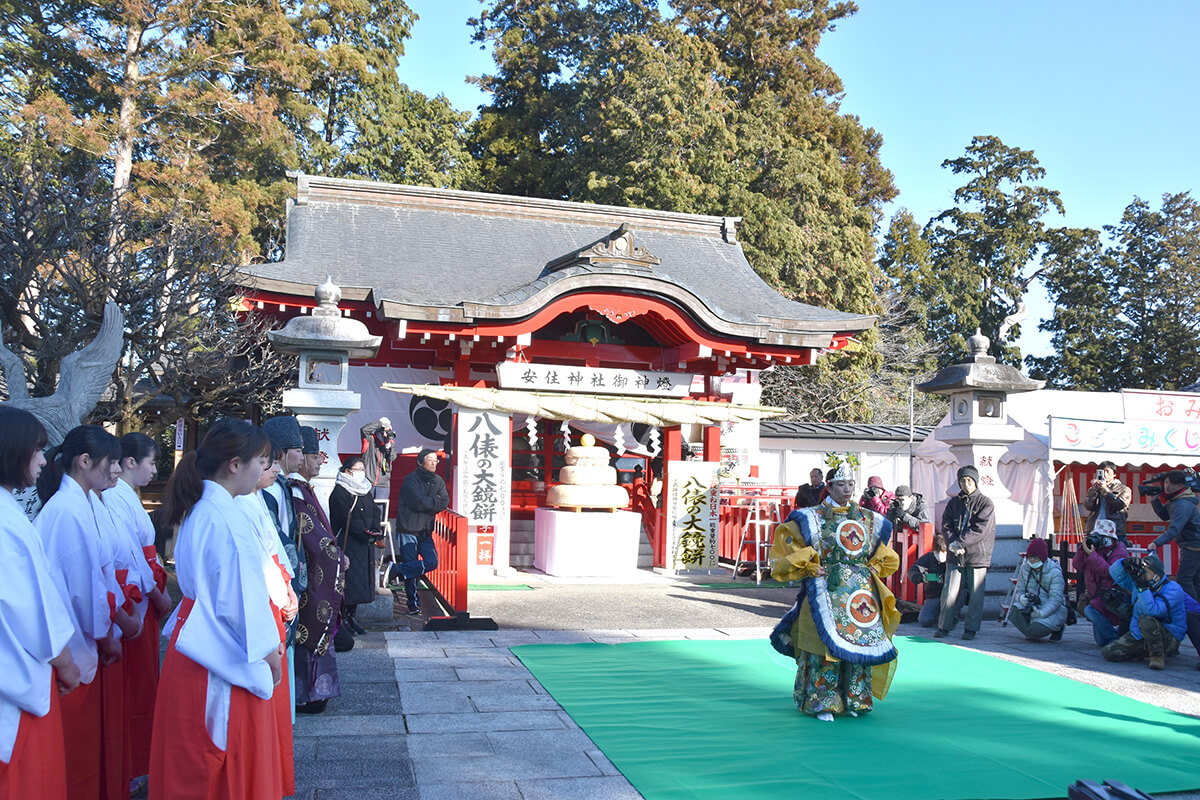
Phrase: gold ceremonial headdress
[{"left": 824, "top": 452, "right": 859, "bottom": 483}]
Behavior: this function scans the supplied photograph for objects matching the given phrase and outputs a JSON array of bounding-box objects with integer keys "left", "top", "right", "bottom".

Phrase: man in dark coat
[
  {"left": 793, "top": 468, "right": 826, "bottom": 508},
  {"left": 1149, "top": 470, "right": 1200, "bottom": 603},
  {"left": 935, "top": 465, "right": 995, "bottom": 641},
  {"left": 387, "top": 448, "right": 449, "bottom": 617}
]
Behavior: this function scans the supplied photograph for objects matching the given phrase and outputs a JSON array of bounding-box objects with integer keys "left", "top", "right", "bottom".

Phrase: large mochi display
[{"left": 546, "top": 434, "right": 630, "bottom": 509}]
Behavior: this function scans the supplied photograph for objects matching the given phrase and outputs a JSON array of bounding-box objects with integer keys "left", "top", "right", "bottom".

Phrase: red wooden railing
[
  {"left": 715, "top": 485, "right": 933, "bottom": 601},
  {"left": 718, "top": 485, "right": 795, "bottom": 564},
  {"left": 428, "top": 509, "right": 469, "bottom": 618}
]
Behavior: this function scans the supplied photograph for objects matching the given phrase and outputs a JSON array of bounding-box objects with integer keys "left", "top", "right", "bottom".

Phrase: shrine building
[{"left": 240, "top": 174, "right": 875, "bottom": 580}]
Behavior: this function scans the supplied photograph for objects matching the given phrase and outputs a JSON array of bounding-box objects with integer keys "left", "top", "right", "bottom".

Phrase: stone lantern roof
[
  {"left": 268, "top": 277, "right": 382, "bottom": 358},
  {"left": 915, "top": 330, "right": 1044, "bottom": 396}
]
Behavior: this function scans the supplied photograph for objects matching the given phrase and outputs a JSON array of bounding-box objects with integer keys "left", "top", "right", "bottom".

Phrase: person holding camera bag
[
  {"left": 1071, "top": 519, "right": 1131, "bottom": 646},
  {"left": 1147, "top": 470, "right": 1200, "bottom": 603},
  {"left": 1007, "top": 537, "right": 1066, "bottom": 641},
  {"left": 1083, "top": 461, "right": 1131, "bottom": 541},
  {"left": 1100, "top": 555, "right": 1188, "bottom": 670}
]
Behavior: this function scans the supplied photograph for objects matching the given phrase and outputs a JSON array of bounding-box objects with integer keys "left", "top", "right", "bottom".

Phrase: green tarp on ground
[
  {"left": 512, "top": 636, "right": 1200, "bottom": 800},
  {"left": 467, "top": 583, "right": 534, "bottom": 591}
]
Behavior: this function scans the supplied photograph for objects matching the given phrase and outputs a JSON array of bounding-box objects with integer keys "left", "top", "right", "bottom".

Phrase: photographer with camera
[
  {"left": 859, "top": 475, "right": 894, "bottom": 515},
  {"left": 1071, "top": 519, "right": 1131, "bottom": 646},
  {"left": 1083, "top": 461, "right": 1131, "bottom": 541},
  {"left": 1145, "top": 470, "right": 1200, "bottom": 603},
  {"left": 1100, "top": 554, "right": 1188, "bottom": 670},
  {"left": 886, "top": 485, "right": 931, "bottom": 545},
  {"left": 1007, "top": 537, "right": 1067, "bottom": 641},
  {"left": 934, "top": 465, "right": 996, "bottom": 641}
]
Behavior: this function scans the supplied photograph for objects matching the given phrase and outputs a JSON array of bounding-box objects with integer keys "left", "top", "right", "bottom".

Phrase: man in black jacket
[
  {"left": 388, "top": 448, "right": 449, "bottom": 617},
  {"left": 793, "top": 467, "right": 826, "bottom": 508},
  {"left": 935, "top": 465, "right": 996, "bottom": 641},
  {"left": 1149, "top": 471, "right": 1200, "bottom": 602}
]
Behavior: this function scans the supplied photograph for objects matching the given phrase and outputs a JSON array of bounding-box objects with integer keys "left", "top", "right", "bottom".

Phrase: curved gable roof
[{"left": 242, "top": 175, "right": 874, "bottom": 349}]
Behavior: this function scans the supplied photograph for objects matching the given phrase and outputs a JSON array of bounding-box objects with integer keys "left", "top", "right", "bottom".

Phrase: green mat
[
  {"left": 511, "top": 636, "right": 1200, "bottom": 800},
  {"left": 467, "top": 583, "right": 533, "bottom": 591},
  {"left": 686, "top": 581, "right": 793, "bottom": 589}
]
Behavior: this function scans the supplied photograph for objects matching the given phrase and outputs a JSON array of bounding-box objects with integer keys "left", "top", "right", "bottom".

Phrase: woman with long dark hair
[
  {"left": 148, "top": 419, "right": 284, "bottom": 800},
  {"left": 104, "top": 432, "right": 170, "bottom": 788},
  {"left": 35, "top": 424, "right": 140, "bottom": 800},
  {"left": 0, "top": 407, "right": 80, "bottom": 799}
]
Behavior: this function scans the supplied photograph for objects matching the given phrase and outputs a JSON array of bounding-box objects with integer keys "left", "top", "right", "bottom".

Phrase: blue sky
[{"left": 395, "top": 1, "right": 1200, "bottom": 359}]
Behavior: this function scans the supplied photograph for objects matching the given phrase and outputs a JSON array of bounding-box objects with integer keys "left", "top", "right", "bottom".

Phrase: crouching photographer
[
  {"left": 1071, "top": 519, "right": 1131, "bottom": 646},
  {"left": 886, "top": 485, "right": 931, "bottom": 545},
  {"left": 1007, "top": 537, "right": 1066, "bottom": 641},
  {"left": 1100, "top": 555, "right": 1188, "bottom": 670},
  {"left": 1142, "top": 469, "right": 1200, "bottom": 603}
]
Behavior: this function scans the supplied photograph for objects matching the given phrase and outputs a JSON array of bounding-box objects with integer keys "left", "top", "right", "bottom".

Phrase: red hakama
[
  {"left": 123, "top": 600, "right": 160, "bottom": 777},
  {"left": 148, "top": 599, "right": 282, "bottom": 800},
  {"left": 59, "top": 677, "right": 102, "bottom": 800},
  {"left": 269, "top": 556, "right": 294, "bottom": 796},
  {"left": 0, "top": 673, "right": 66, "bottom": 800}
]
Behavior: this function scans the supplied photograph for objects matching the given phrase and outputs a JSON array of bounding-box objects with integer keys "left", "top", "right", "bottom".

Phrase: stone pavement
[{"left": 288, "top": 573, "right": 1200, "bottom": 800}]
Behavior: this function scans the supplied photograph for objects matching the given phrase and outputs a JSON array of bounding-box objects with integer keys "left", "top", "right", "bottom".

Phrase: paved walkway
[{"left": 288, "top": 573, "right": 1200, "bottom": 800}]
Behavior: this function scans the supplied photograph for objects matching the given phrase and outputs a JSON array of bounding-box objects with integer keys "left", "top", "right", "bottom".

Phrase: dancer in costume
[{"left": 770, "top": 460, "right": 900, "bottom": 721}]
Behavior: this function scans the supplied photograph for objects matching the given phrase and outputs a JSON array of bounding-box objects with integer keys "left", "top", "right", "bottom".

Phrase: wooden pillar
[{"left": 702, "top": 424, "right": 721, "bottom": 463}]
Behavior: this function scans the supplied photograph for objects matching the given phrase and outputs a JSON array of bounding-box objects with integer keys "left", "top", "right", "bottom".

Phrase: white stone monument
[{"left": 268, "top": 278, "right": 382, "bottom": 509}]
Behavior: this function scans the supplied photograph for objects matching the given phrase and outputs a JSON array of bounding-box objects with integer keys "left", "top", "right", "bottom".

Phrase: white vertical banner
[
  {"left": 455, "top": 410, "right": 512, "bottom": 578},
  {"left": 665, "top": 460, "right": 721, "bottom": 572}
]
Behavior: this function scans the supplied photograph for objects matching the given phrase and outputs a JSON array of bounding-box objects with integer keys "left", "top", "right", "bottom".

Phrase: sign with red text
[{"left": 1122, "top": 390, "right": 1200, "bottom": 424}]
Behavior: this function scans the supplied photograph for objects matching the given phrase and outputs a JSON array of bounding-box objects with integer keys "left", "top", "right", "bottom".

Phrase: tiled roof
[
  {"left": 760, "top": 421, "right": 934, "bottom": 442},
  {"left": 241, "top": 176, "right": 874, "bottom": 348}
]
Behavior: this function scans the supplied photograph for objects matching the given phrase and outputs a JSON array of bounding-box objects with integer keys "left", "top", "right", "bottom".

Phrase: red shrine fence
[{"left": 427, "top": 509, "right": 469, "bottom": 619}]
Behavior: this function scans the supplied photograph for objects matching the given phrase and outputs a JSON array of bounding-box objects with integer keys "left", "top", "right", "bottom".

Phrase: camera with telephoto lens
[
  {"left": 1122, "top": 556, "right": 1153, "bottom": 589},
  {"left": 1085, "top": 532, "right": 1106, "bottom": 549},
  {"left": 1139, "top": 468, "right": 1200, "bottom": 497}
]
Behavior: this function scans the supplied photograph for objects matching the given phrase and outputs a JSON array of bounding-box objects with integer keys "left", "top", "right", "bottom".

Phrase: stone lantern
[
  {"left": 269, "top": 277, "right": 382, "bottom": 507},
  {"left": 916, "top": 330, "right": 1044, "bottom": 614}
]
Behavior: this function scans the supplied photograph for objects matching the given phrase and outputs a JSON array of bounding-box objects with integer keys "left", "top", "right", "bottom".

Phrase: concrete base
[
  {"left": 534, "top": 508, "right": 641, "bottom": 577},
  {"left": 357, "top": 590, "right": 395, "bottom": 624}
]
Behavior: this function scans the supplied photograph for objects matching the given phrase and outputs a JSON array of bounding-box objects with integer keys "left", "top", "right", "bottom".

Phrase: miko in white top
[
  {"left": 235, "top": 492, "right": 292, "bottom": 611},
  {"left": 172, "top": 481, "right": 281, "bottom": 700},
  {"left": 0, "top": 488, "right": 77, "bottom": 761},
  {"left": 34, "top": 474, "right": 122, "bottom": 684},
  {"left": 103, "top": 478, "right": 160, "bottom": 618}
]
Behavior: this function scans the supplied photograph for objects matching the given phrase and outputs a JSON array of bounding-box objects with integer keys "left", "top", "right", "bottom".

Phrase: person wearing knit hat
[
  {"left": 298, "top": 426, "right": 323, "bottom": 482},
  {"left": 934, "top": 463, "right": 996, "bottom": 641},
  {"left": 1007, "top": 537, "right": 1066, "bottom": 641},
  {"left": 1102, "top": 552, "right": 1196, "bottom": 670},
  {"left": 263, "top": 416, "right": 304, "bottom": 454}
]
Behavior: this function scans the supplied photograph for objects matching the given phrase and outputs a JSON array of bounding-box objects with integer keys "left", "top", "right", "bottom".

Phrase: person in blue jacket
[{"left": 1101, "top": 554, "right": 1188, "bottom": 670}]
